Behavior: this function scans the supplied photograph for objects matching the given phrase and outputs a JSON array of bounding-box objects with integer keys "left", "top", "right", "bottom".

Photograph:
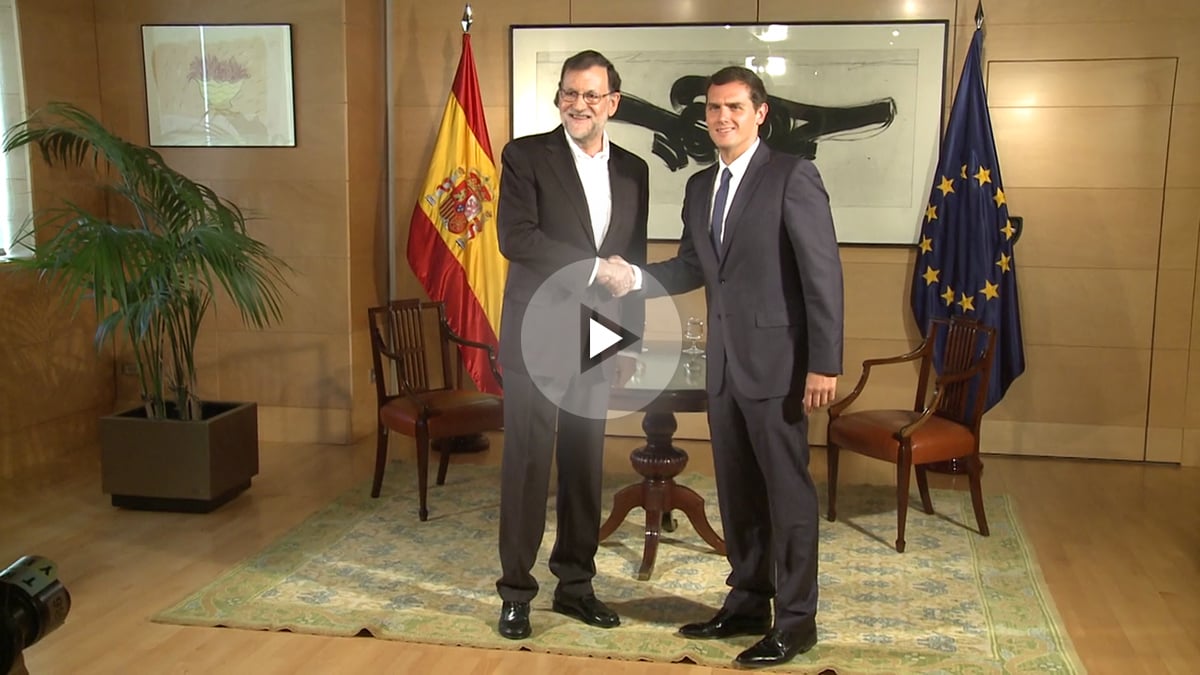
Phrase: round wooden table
[{"left": 600, "top": 347, "right": 726, "bottom": 580}]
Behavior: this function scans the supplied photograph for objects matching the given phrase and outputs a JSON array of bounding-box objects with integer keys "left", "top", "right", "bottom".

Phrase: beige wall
[
  {"left": 346, "top": 0, "right": 389, "bottom": 442},
  {"left": 4, "top": 0, "right": 1199, "bottom": 467},
  {"left": 391, "top": 0, "right": 1200, "bottom": 466},
  {"left": 91, "top": 0, "right": 384, "bottom": 444},
  {"left": 0, "top": 0, "right": 110, "bottom": 479},
  {"left": 89, "top": 0, "right": 386, "bottom": 444},
  {"left": 1, "top": 0, "right": 386, "bottom": 468},
  {"left": 960, "top": 2, "right": 1199, "bottom": 465}
]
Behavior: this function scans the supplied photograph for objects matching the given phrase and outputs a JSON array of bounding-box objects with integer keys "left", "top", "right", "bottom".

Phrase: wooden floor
[{"left": 1, "top": 434, "right": 1196, "bottom": 675}]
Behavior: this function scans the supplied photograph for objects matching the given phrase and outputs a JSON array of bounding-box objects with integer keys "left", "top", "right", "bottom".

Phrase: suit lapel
[
  {"left": 602, "top": 151, "right": 635, "bottom": 256},
  {"left": 544, "top": 128, "right": 596, "bottom": 248},
  {"left": 691, "top": 164, "right": 721, "bottom": 263},
  {"left": 720, "top": 144, "right": 771, "bottom": 264}
]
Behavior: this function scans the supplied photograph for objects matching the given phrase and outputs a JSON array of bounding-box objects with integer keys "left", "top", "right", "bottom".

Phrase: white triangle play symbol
[
  {"left": 579, "top": 305, "right": 641, "bottom": 374},
  {"left": 589, "top": 317, "right": 623, "bottom": 359}
]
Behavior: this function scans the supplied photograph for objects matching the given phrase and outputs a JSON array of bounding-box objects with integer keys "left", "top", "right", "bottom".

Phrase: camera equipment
[{"left": 0, "top": 556, "right": 71, "bottom": 675}]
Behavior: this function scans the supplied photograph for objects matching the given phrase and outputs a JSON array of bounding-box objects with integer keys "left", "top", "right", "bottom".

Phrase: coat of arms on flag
[{"left": 426, "top": 167, "right": 495, "bottom": 244}]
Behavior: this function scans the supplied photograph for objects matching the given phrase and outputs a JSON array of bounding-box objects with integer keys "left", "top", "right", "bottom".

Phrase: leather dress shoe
[
  {"left": 551, "top": 593, "right": 620, "bottom": 628},
  {"left": 498, "top": 600, "right": 531, "bottom": 640},
  {"left": 679, "top": 609, "right": 772, "bottom": 639},
  {"left": 734, "top": 626, "right": 818, "bottom": 668}
]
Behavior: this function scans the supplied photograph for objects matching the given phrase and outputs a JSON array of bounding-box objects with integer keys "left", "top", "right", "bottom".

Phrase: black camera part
[{"left": 0, "top": 556, "right": 71, "bottom": 675}]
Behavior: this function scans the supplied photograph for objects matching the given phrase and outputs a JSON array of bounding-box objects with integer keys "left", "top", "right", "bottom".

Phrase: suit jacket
[
  {"left": 496, "top": 127, "right": 649, "bottom": 382},
  {"left": 645, "top": 144, "right": 843, "bottom": 399}
]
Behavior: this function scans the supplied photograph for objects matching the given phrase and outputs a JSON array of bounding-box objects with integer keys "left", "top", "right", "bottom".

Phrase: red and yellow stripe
[{"left": 406, "top": 33, "right": 507, "bottom": 393}]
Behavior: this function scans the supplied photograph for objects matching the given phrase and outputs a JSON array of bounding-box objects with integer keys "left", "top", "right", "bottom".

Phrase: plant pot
[{"left": 99, "top": 401, "right": 259, "bottom": 513}]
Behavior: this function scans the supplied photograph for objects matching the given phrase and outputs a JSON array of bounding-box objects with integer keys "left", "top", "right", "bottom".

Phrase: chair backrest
[
  {"left": 367, "top": 300, "right": 456, "bottom": 403},
  {"left": 913, "top": 317, "right": 997, "bottom": 429}
]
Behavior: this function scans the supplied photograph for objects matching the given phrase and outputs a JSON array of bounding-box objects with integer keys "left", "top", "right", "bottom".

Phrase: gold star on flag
[
  {"left": 974, "top": 167, "right": 992, "bottom": 186},
  {"left": 957, "top": 293, "right": 976, "bottom": 312},
  {"left": 926, "top": 204, "right": 938, "bottom": 223},
  {"left": 919, "top": 236, "right": 933, "bottom": 254},
  {"left": 1001, "top": 219, "right": 1015, "bottom": 240},
  {"left": 922, "top": 265, "right": 940, "bottom": 285},
  {"left": 961, "top": 164, "right": 968, "bottom": 179},
  {"left": 938, "top": 176, "right": 955, "bottom": 196},
  {"left": 993, "top": 187, "right": 1006, "bottom": 207},
  {"left": 941, "top": 286, "right": 956, "bottom": 306},
  {"left": 996, "top": 252, "right": 1012, "bottom": 272},
  {"left": 980, "top": 279, "right": 1000, "bottom": 300}
]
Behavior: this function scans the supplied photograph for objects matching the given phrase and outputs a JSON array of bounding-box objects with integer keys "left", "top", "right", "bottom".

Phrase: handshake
[{"left": 596, "top": 255, "right": 636, "bottom": 297}]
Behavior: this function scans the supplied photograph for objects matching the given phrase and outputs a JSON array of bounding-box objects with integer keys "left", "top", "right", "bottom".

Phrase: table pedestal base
[{"left": 599, "top": 411, "right": 725, "bottom": 580}]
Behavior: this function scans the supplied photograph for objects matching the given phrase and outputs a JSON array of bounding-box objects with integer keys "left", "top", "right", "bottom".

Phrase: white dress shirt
[
  {"left": 710, "top": 137, "right": 761, "bottom": 244},
  {"left": 564, "top": 128, "right": 613, "bottom": 252}
]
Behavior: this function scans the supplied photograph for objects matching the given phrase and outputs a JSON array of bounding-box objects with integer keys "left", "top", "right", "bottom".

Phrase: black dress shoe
[
  {"left": 679, "top": 609, "right": 772, "bottom": 639},
  {"left": 551, "top": 593, "right": 620, "bottom": 628},
  {"left": 498, "top": 600, "right": 531, "bottom": 640},
  {"left": 734, "top": 627, "right": 818, "bottom": 668}
]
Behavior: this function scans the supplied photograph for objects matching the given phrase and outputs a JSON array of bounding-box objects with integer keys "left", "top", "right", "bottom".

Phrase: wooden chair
[
  {"left": 826, "top": 317, "right": 996, "bottom": 552},
  {"left": 367, "top": 300, "right": 503, "bottom": 520}
]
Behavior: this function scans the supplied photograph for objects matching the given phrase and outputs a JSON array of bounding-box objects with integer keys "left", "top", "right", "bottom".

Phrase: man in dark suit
[
  {"left": 494, "top": 50, "right": 647, "bottom": 641},
  {"left": 609, "top": 65, "right": 843, "bottom": 667}
]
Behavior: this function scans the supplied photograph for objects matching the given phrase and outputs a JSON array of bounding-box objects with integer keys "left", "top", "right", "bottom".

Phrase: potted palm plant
[{"left": 3, "top": 102, "right": 289, "bottom": 512}]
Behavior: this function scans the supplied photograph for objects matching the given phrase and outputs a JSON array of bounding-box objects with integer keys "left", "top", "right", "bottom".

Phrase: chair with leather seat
[
  {"left": 367, "top": 299, "right": 503, "bottom": 520},
  {"left": 826, "top": 317, "right": 996, "bottom": 552}
]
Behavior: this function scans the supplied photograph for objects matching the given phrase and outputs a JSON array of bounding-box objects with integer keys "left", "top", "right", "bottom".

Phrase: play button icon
[
  {"left": 582, "top": 306, "right": 641, "bottom": 373},
  {"left": 517, "top": 259, "right": 685, "bottom": 420}
]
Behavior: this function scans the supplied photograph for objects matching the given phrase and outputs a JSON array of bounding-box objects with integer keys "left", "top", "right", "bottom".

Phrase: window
[{"left": 0, "top": 0, "right": 32, "bottom": 258}]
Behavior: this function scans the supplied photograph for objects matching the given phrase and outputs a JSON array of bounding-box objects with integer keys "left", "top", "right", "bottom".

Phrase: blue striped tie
[{"left": 710, "top": 168, "right": 732, "bottom": 256}]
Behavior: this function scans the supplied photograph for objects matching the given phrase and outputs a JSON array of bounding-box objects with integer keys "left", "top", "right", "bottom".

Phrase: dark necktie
[{"left": 710, "top": 168, "right": 733, "bottom": 255}]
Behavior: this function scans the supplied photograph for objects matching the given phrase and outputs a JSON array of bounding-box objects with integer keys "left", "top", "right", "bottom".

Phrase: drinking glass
[
  {"left": 683, "top": 317, "right": 704, "bottom": 355},
  {"left": 684, "top": 355, "right": 704, "bottom": 384},
  {"left": 632, "top": 359, "right": 646, "bottom": 384}
]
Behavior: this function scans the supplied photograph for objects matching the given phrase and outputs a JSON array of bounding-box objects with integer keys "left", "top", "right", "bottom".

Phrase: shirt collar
[
  {"left": 718, "top": 137, "right": 761, "bottom": 178},
  {"left": 564, "top": 128, "right": 610, "bottom": 161}
]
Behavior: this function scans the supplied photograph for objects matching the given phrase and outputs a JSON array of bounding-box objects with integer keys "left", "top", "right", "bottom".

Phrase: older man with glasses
[{"left": 493, "top": 49, "right": 648, "bottom": 640}]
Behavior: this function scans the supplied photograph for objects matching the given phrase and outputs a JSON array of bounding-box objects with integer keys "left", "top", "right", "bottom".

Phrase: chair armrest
[
  {"left": 896, "top": 361, "right": 990, "bottom": 438},
  {"left": 861, "top": 343, "right": 927, "bottom": 369},
  {"left": 897, "top": 404, "right": 939, "bottom": 438},
  {"left": 442, "top": 321, "right": 504, "bottom": 390},
  {"left": 828, "top": 343, "right": 928, "bottom": 418}
]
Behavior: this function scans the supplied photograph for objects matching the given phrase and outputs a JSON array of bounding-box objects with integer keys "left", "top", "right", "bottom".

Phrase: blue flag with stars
[{"left": 910, "top": 27, "right": 1025, "bottom": 411}]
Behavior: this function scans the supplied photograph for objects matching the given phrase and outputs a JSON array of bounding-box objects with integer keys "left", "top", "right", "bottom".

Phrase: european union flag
[{"left": 910, "top": 27, "right": 1025, "bottom": 411}]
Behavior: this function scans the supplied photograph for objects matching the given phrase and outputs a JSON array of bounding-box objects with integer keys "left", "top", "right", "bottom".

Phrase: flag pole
[
  {"left": 910, "top": 0, "right": 1025, "bottom": 437},
  {"left": 407, "top": 1, "right": 506, "bottom": 396},
  {"left": 975, "top": 0, "right": 986, "bottom": 64},
  {"left": 434, "top": 1, "right": 492, "bottom": 453}
]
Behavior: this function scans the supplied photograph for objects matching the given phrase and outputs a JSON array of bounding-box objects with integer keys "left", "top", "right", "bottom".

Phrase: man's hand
[
  {"left": 804, "top": 372, "right": 838, "bottom": 414},
  {"left": 597, "top": 255, "right": 635, "bottom": 297}
]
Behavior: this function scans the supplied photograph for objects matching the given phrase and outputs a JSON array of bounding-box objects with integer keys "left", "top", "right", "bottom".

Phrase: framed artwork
[
  {"left": 511, "top": 22, "right": 949, "bottom": 244},
  {"left": 141, "top": 24, "right": 296, "bottom": 147}
]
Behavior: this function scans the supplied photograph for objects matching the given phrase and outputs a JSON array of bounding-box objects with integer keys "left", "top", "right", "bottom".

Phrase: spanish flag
[{"left": 407, "top": 32, "right": 506, "bottom": 394}]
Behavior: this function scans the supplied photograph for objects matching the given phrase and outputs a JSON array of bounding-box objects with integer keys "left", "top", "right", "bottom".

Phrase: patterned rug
[{"left": 154, "top": 464, "right": 1084, "bottom": 673}]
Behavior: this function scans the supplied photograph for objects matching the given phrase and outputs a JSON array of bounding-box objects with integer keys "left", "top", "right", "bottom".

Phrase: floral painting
[{"left": 142, "top": 24, "right": 295, "bottom": 147}]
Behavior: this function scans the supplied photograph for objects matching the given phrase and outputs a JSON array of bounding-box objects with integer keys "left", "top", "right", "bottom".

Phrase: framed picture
[
  {"left": 511, "top": 22, "right": 949, "bottom": 244},
  {"left": 141, "top": 24, "right": 296, "bottom": 147}
]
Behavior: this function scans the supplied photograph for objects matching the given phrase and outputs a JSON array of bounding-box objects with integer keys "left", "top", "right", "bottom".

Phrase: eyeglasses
[{"left": 558, "top": 89, "right": 615, "bottom": 105}]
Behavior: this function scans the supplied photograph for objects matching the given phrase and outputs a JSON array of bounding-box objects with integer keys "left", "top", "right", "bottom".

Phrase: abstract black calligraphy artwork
[
  {"left": 512, "top": 22, "right": 948, "bottom": 243},
  {"left": 613, "top": 75, "right": 897, "bottom": 170}
]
